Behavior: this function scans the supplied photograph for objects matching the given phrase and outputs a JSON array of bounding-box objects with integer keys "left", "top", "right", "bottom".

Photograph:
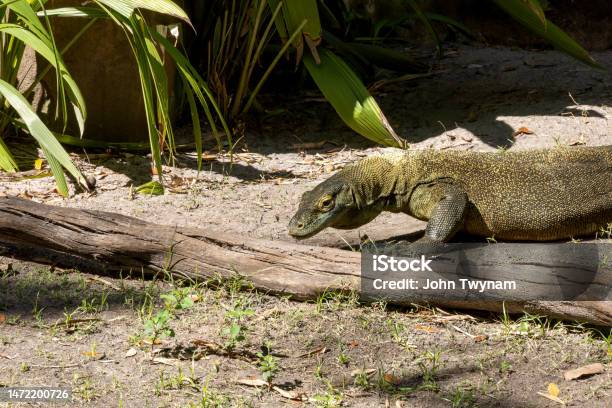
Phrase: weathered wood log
[{"left": 0, "top": 196, "right": 610, "bottom": 326}]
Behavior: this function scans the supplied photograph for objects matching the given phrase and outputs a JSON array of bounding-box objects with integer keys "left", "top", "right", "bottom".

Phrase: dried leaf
[
  {"left": 537, "top": 391, "right": 565, "bottom": 405},
  {"left": 568, "top": 137, "right": 586, "bottom": 146},
  {"left": 125, "top": 348, "right": 137, "bottom": 358},
  {"left": 152, "top": 357, "right": 178, "bottom": 366},
  {"left": 537, "top": 382, "right": 565, "bottom": 405},
  {"left": 415, "top": 324, "right": 440, "bottom": 333},
  {"left": 236, "top": 378, "right": 268, "bottom": 387},
  {"left": 473, "top": 335, "right": 488, "bottom": 342},
  {"left": 513, "top": 126, "right": 535, "bottom": 137},
  {"left": 294, "top": 347, "right": 327, "bottom": 358},
  {"left": 383, "top": 373, "right": 401, "bottom": 385},
  {"left": 350, "top": 368, "right": 376, "bottom": 377},
  {"left": 272, "top": 386, "right": 307, "bottom": 401},
  {"left": 548, "top": 382, "right": 560, "bottom": 397},
  {"left": 563, "top": 363, "right": 604, "bottom": 381}
]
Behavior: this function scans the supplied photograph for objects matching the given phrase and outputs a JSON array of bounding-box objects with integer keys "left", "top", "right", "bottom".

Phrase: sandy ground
[{"left": 0, "top": 44, "right": 611, "bottom": 407}]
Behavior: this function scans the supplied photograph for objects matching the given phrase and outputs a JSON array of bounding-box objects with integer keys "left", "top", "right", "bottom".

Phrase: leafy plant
[
  {"left": 160, "top": 287, "right": 195, "bottom": 310},
  {"left": 45, "top": 0, "right": 231, "bottom": 175},
  {"left": 492, "top": 0, "right": 601, "bottom": 68},
  {"left": 417, "top": 350, "right": 441, "bottom": 391},
  {"left": 0, "top": 0, "right": 89, "bottom": 195},
  {"left": 143, "top": 308, "right": 175, "bottom": 344},
  {"left": 256, "top": 342, "right": 279, "bottom": 383},
  {"left": 0, "top": 0, "right": 230, "bottom": 195},
  {"left": 189, "top": 0, "right": 600, "bottom": 150},
  {"left": 221, "top": 303, "right": 254, "bottom": 351}
]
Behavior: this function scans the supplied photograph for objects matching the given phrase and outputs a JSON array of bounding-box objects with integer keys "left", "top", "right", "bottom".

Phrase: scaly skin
[{"left": 288, "top": 146, "right": 612, "bottom": 242}]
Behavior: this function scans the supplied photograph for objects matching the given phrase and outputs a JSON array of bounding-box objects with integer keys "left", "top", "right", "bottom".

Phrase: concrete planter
[{"left": 22, "top": 1, "right": 179, "bottom": 144}]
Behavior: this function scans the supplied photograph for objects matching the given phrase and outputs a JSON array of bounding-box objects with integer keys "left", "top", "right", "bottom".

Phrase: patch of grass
[
  {"left": 31, "top": 291, "right": 45, "bottom": 327},
  {"left": 187, "top": 375, "right": 229, "bottom": 408},
  {"left": 156, "top": 366, "right": 200, "bottom": 393},
  {"left": 499, "top": 360, "right": 513, "bottom": 374},
  {"left": 72, "top": 373, "right": 97, "bottom": 402},
  {"left": 598, "top": 222, "right": 612, "bottom": 240},
  {"left": 311, "top": 385, "right": 344, "bottom": 408},
  {"left": 314, "top": 289, "right": 359, "bottom": 313},
  {"left": 416, "top": 350, "right": 442, "bottom": 391},
  {"left": 77, "top": 292, "right": 109, "bottom": 314},
  {"left": 385, "top": 318, "right": 415, "bottom": 350},
  {"left": 336, "top": 349, "right": 351, "bottom": 366},
  {"left": 447, "top": 385, "right": 477, "bottom": 408},
  {"left": 353, "top": 370, "right": 370, "bottom": 390}
]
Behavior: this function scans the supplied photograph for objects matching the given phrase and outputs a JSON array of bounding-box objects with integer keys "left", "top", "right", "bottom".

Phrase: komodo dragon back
[{"left": 404, "top": 146, "right": 612, "bottom": 240}]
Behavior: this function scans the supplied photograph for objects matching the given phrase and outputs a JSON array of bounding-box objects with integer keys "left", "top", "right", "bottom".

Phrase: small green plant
[
  {"left": 257, "top": 342, "right": 279, "bottom": 384},
  {"left": 336, "top": 349, "right": 350, "bottom": 366},
  {"left": 189, "top": 374, "right": 228, "bottom": 408},
  {"left": 449, "top": 386, "right": 476, "bottom": 408},
  {"left": 72, "top": 374, "right": 97, "bottom": 402},
  {"left": 143, "top": 309, "right": 175, "bottom": 346},
  {"left": 77, "top": 293, "right": 109, "bottom": 314},
  {"left": 499, "top": 360, "right": 513, "bottom": 374},
  {"left": 314, "top": 289, "right": 359, "bottom": 313},
  {"left": 161, "top": 287, "right": 195, "bottom": 311},
  {"left": 221, "top": 302, "right": 254, "bottom": 351},
  {"left": 310, "top": 385, "right": 343, "bottom": 408},
  {"left": 599, "top": 223, "right": 612, "bottom": 240},
  {"left": 417, "top": 350, "right": 441, "bottom": 391},
  {"left": 353, "top": 371, "right": 370, "bottom": 389},
  {"left": 314, "top": 360, "right": 325, "bottom": 380},
  {"left": 31, "top": 291, "right": 45, "bottom": 325},
  {"left": 157, "top": 366, "right": 199, "bottom": 392},
  {"left": 385, "top": 318, "right": 414, "bottom": 350}
]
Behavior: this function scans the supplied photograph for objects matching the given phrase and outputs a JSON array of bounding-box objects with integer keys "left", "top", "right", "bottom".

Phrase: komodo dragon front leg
[{"left": 407, "top": 181, "right": 469, "bottom": 243}]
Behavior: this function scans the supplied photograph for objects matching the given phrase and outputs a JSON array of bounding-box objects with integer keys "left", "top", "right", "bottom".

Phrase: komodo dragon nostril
[{"left": 297, "top": 222, "right": 304, "bottom": 229}]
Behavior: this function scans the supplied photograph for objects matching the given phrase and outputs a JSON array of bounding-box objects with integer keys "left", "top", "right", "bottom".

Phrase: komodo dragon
[{"left": 288, "top": 146, "right": 612, "bottom": 243}]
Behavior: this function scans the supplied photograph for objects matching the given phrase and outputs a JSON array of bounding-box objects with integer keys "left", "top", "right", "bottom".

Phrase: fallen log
[{"left": 0, "top": 196, "right": 610, "bottom": 326}]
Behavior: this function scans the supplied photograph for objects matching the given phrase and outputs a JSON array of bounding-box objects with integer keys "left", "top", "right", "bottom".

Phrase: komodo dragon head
[{"left": 288, "top": 170, "right": 382, "bottom": 239}]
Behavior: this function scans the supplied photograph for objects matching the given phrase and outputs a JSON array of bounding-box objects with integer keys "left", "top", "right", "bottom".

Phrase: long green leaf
[
  {"left": 151, "top": 29, "right": 232, "bottom": 150},
  {"left": 0, "top": 23, "right": 87, "bottom": 135},
  {"left": 493, "top": 0, "right": 601, "bottom": 68},
  {"left": 0, "top": 137, "right": 18, "bottom": 172},
  {"left": 303, "top": 49, "right": 403, "bottom": 147},
  {"left": 277, "top": 0, "right": 322, "bottom": 62},
  {"left": 96, "top": 0, "right": 190, "bottom": 24},
  {"left": 0, "top": 79, "right": 87, "bottom": 194},
  {"left": 4, "top": 1, "right": 87, "bottom": 135},
  {"left": 37, "top": 6, "right": 109, "bottom": 18},
  {"left": 283, "top": 0, "right": 321, "bottom": 43}
]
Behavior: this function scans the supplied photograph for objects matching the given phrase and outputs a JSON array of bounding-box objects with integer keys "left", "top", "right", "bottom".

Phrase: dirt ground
[{"left": 1, "top": 44, "right": 611, "bottom": 407}]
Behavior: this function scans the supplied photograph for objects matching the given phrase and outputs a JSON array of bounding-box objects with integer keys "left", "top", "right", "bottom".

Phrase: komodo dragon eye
[{"left": 318, "top": 196, "right": 334, "bottom": 210}]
